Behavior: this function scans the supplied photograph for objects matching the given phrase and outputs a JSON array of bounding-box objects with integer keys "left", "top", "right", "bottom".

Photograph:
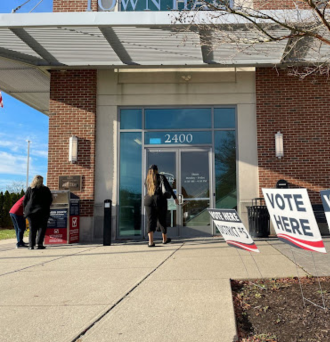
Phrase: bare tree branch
[{"left": 172, "top": 0, "right": 330, "bottom": 77}]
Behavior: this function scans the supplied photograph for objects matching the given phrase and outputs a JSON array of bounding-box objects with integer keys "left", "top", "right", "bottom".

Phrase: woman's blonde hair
[
  {"left": 30, "top": 175, "right": 44, "bottom": 189},
  {"left": 146, "top": 169, "right": 158, "bottom": 196}
]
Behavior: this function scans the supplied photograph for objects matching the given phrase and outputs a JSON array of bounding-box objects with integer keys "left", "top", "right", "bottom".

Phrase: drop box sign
[{"left": 262, "top": 189, "right": 326, "bottom": 253}]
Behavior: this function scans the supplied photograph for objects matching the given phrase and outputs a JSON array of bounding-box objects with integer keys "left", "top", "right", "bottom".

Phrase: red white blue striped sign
[
  {"left": 208, "top": 209, "right": 260, "bottom": 253},
  {"left": 263, "top": 188, "right": 326, "bottom": 254}
]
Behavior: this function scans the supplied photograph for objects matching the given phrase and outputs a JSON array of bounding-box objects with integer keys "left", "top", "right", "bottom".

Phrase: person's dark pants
[
  {"left": 10, "top": 213, "right": 26, "bottom": 246},
  {"left": 27, "top": 214, "right": 49, "bottom": 248},
  {"left": 144, "top": 195, "right": 168, "bottom": 234}
]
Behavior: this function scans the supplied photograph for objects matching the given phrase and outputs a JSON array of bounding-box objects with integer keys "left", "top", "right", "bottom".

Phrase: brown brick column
[
  {"left": 53, "top": 0, "right": 98, "bottom": 12},
  {"left": 48, "top": 70, "right": 97, "bottom": 216},
  {"left": 256, "top": 68, "right": 330, "bottom": 203}
]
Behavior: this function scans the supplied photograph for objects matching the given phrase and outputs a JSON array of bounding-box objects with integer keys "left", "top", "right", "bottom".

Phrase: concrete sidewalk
[{"left": 0, "top": 236, "right": 326, "bottom": 342}]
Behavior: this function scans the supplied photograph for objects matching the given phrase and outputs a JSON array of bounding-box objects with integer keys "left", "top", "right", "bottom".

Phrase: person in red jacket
[{"left": 9, "top": 196, "right": 27, "bottom": 248}]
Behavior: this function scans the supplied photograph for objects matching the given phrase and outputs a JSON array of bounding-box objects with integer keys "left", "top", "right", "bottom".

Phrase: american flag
[{"left": 0, "top": 91, "right": 3, "bottom": 108}]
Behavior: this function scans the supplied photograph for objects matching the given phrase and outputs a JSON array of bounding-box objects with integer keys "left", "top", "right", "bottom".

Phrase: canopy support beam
[
  {"left": 10, "top": 28, "right": 63, "bottom": 66},
  {"left": 199, "top": 29, "right": 217, "bottom": 64},
  {"left": 100, "top": 27, "right": 139, "bottom": 65},
  {"left": 281, "top": 32, "right": 315, "bottom": 63},
  {"left": 0, "top": 46, "right": 48, "bottom": 66}
]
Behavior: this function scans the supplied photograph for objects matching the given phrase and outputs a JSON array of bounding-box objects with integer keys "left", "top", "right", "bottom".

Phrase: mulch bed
[{"left": 231, "top": 277, "right": 330, "bottom": 342}]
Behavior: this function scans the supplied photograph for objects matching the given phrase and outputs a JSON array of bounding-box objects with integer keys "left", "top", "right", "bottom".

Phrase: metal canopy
[
  {"left": 0, "top": 57, "right": 50, "bottom": 115},
  {"left": 0, "top": 11, "right": 321, "bottom": 114},
  {"left": 0, "top": 12, "right": 294, "bottom": 68}
]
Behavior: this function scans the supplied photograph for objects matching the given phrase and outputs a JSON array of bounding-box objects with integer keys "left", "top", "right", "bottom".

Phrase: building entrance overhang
[{"left": 0, "top": 10, "right": 327, "bottom": 114}]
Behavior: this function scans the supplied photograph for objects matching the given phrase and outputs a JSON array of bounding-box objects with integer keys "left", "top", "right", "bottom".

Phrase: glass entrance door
[
  {"left": 179, "top": 150, "right": 212, "bottom": 236},
  {"left": 146, "top": 149, "right": 179, "bottom": 236},
  {"left": 145, "top": 148, "right": 213, "bottom": 237}
]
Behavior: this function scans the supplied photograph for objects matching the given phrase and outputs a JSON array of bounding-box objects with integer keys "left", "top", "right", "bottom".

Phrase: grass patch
[
  {"left": 0, "top": 228, "right": 16, "bottom": 240},
  {"left": 0, "top": 228, "right": 29, "bottom": 241}
]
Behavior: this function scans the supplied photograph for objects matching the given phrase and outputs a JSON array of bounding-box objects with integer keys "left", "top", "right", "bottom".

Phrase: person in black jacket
[
  {"left": 144, "top": 165, "right": 178, "bottom": 247},
  {"left": 23, "top": 175, "right": 53, "bottom": 250}
]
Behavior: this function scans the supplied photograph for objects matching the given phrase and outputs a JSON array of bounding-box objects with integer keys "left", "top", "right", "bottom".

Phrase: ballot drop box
[{"left": 45, "top": 190, "right": 80, "bottom": 245}]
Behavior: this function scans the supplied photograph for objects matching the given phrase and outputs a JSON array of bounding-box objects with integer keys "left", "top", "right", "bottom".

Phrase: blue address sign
[{"left": 145, "top": 131, "right": 212, "bottom": 145}]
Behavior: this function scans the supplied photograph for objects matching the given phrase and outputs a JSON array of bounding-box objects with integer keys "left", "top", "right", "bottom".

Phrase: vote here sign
[
  {"left": 320, "top": 190, "right": 330, "bottom": 232},
  {"left": 262, "top": 189, "right": 326, "bottom": 254},
  {"left": 208, "top": 209, "right": 259, "bottom": 253}
]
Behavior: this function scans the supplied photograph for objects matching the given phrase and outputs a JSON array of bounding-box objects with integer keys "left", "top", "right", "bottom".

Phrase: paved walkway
[
  {"left": 268, "top": 236, "right": 330, "bottom": 276},
  {"left": 0, "top": 236, "right": 327, "bottom": 342}
]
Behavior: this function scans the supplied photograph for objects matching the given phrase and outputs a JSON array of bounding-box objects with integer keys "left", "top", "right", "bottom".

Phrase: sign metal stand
[
  {"left": 235, "top": 249, "right": 266, "bottom": 290},
  {"left": 290, "top": 247, "right": 327, "bottom": 310},
  {"left": 263, "top": 188, "right": 327, "bottom": 311},
  {"left": 207, "top": 208, "right": 263, "bottom": 288}
]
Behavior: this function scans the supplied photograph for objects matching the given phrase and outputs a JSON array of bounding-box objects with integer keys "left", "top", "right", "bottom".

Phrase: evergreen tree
[
  {"left": 0, "top": 192, "right": 4, "bottom": 228},
  {"left": 0, "top": 190, "right": 25, "bottom": 228},
  {"left": 11, "top": 193, "right": 18, "bottom": 207},
  {"left": 3, "top": 191, "right": 12, "bottom": 228}
]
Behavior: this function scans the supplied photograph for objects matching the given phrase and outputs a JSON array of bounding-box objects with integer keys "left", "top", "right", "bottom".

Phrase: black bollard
[{"left": 103, "top": 199, "right": 112, "bottom": 246}]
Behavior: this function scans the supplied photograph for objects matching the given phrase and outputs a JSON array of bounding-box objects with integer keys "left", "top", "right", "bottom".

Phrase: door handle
[{"left": 178, "top": 194, "right": 184, "bottom": 205}]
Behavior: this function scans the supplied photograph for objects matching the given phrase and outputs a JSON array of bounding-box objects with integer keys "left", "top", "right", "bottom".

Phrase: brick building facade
[
  {"left": 256, "top": 68, "right": 330, "bottom": 202},
  {"left": 46, "top": 0, "right": 330, "bottom": 240},
  {"left": 43, "top": 0, "right": 329, "bottom": 240},
  {"left": 53, "top": 0, "right": 98, "bottom": 12},
  {"left": 48, "top": 70, "right": 97, "bottom": 217},
  {"left": 1, "top": 1, "right": 328, "bottom": 241}
]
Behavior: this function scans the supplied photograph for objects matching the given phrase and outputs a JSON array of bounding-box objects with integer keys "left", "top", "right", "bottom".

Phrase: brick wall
[
  {"left": 253, "top": 0, "right": 308, "bottom": 9},
  {"left": 53, "top": 0, "right": 97, "bottom": 12},
  {"left": 256, "top": 68, "right": 330, "bottom": 203},
  {"left": 48, "top": 70, "right": 97, "bottom": 216}
]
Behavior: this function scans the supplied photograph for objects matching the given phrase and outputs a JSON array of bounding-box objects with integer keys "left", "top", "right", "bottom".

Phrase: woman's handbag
[{"left": 160, "top": 175, "right": 171, "bottom": 199}]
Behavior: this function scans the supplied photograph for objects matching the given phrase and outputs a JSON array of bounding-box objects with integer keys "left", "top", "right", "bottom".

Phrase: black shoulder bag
[{"left": 160, "top": 175, "right": 171, "bottom": 199}]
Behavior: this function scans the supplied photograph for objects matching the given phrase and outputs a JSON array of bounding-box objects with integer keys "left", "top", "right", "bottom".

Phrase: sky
[{"left": 0, "top": 0, "right": 53, "bottom": 192}]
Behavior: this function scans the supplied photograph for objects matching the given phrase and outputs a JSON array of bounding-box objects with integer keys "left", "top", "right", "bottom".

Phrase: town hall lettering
[{"left": 88, "top": 0, "right": 210, "bottom": 11}]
